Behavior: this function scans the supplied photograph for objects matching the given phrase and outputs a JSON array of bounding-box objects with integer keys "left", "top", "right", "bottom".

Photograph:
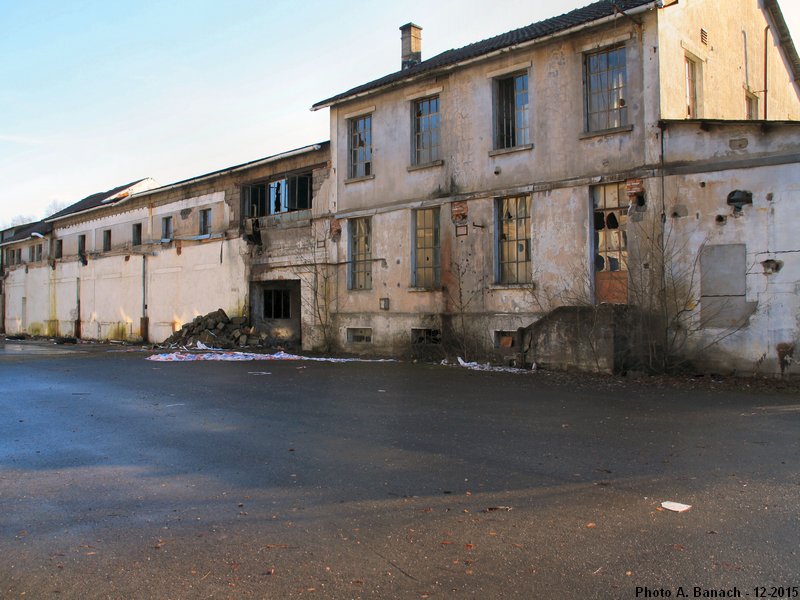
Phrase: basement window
[
  {"left": 494, "top": 330, "right": 517, "bottom": 349},
  {"left": 412, "top": 328, "right": 441, "bottom": 345},
  {"left": 347, "top": 328, "right": 373, "bottom": 343}
]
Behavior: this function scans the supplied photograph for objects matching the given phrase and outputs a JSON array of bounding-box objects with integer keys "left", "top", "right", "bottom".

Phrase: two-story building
[{"left": 312, "top": 0, "right": 800, "bottom": 373}]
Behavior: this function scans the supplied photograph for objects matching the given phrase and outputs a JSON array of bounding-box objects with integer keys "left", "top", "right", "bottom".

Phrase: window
[
  {"left": 592, "top": 182, "right": 628, "bottom": 274},
  {"left": 102, "top": 230, "right": 111, "bottom": 252},
  {"left": 35, "top": 244, "right": 42, "bottom": 262},
  {"left": 15, "top": 248, "right": 22, "bottom": 264},
  {"left": 199, "top": 209, "right": 211, "bottom": 235},
  {"left": 162, "top": 216, "right": 173, "bottom": 241},
  {"left": 54, "top": 240, "right": 63, "bottom": 259},
  {"left": 28, "top": 246, "right": 35, "bottom": 262},
  {"left": 685, "top": 56, "right": 698, "bottom": 118},
  {"left": 348, "top": 114, "right": 372, "bottom": 179},
  {"left": 584, "top": 45, "right": 627, "bottom": 132},
  {"left": 246, "top": 173, "right": 313, "bottom": 217},
  {"left": 413, "top": 208, "right": 440, "bottom": 288},
  {"left": 132, "top": 223, "right": 142, "bottom": 246},
  {"left": 495, "top": 72, "right": 529, "bottom": 149},
  {"left": 746, "top": 93, "right": 759, "bottom": 120},
  {"left": 349, "top": 217, "right": 372, "bottom": 290},
  {"left": 347, "top": 327, "right": 373, "bottom": 343},
  {"left": 412, "top": 328, "right": 441, "bottom": 345},
  {"left": 263, "top": 289, "right": 291, "bottom": 319},
  {"left": 496, "top": 195, "right": 531, "bottom": 284},
  {"left": 413, "top": 96, "right": 440, "bottom": 164}
]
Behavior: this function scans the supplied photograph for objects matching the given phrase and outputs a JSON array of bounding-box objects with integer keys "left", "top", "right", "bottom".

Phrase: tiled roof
[
  {"left": 1, "top": 220, "right": 53, "bottom": 244},
  {"left": 313, "top": 0, "right": 655, "bottom": 109},
  {"left": 46, "top": 179, "right": 148, "bottom": 222}
]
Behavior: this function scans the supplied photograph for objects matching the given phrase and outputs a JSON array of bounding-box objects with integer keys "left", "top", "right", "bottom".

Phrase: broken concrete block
[{"left": 230, "top": 317, "right": 247, "bottom": 326}]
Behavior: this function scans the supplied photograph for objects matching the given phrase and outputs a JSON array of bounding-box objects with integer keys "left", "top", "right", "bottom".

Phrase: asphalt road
[{"left": 0, "top": 343, "right": 798, "bottom": 599}]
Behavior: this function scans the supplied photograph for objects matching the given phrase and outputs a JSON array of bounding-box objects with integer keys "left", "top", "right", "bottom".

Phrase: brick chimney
[{"left": 400, "top": 23, "right": 422, "bottom": 70}]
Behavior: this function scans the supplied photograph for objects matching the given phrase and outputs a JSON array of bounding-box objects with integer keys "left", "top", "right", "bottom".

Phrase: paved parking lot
[{"left": 1, "top": 343, "right": 798, "bottom": 598}]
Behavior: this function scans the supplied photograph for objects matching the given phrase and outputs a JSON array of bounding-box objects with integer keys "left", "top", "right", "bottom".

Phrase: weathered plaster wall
[{"left": 657, "top": 0, "right": 800, "bottom": 120}]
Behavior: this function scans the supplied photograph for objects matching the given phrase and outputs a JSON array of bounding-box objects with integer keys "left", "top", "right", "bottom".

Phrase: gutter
[{"left": 311, "top": 2, "right": 659, "bottom": 111}]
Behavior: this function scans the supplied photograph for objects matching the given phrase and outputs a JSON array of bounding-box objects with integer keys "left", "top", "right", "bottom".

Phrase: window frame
[
  {"left": 494, "top": 71, "right": 530, "bottom": 150},
  {"left": 685, "top": 55, "right": 698, "bottom": 118},
  {"left": 592, "top": 182, "right": 629, "bottom": 275},
  {"left": 348, "top": 217, "right": 372, "bottom": 290},
  {"left": 132, "top": 223, "right": 142, "bottom": 246},
  {"left": 161, "top": 216, "right": 174, "bottom": 241},
  {"left": 495, "top": 195, "right": 532, "bottom": 285},
  {"left": 412, "top": 95, "right": 440, "bottom": 165},
  {"left": 102, "top": 229, "right": 111, "bottom": 252},
  {"left": 348, "top": 114, "right": 373, "bottom": 179},
  {"left": 199, "top": 208, "right": 211, "bottom": 236},
  {"left": 412, "top": 207, "right": 441, "bottom": 289},
  {"left": 54, "top": 239, "right": 63, "bottom": 259},
  {"left": 745, "top": 92, "right": 759, "bottom": 120},
  {"left": 583, "top": 44, "right": 628, "bottom": 133}
]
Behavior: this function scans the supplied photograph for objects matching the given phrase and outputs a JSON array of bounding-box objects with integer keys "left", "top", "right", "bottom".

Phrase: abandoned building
[{"left": 2, "top": 0, "right": 799, "bottom": 376}]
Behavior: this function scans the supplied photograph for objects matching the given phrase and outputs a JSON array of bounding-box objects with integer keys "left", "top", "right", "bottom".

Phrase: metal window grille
[
  {"left": 348, "top": 115, "right": 372, "bottom": 179},
  {"left": 592, "top": 182, "right": 629, "bottom": 273},
  {"left": 349, "top": 217, "right": 372, "bottom": 290},
  {"left": 413, "top": 207, "right": 440, "bottom": 288},
  {"left": 496, "top": 73, "right": 529, "bottom": 149},
  {"left": 413, "top": 96, "right": 440, "bottom": 164},
  {"left": 347, "top": 327, "right": 373, "bottom": 343},
  {"left": 585, "top": 46, "right": 627, "bottom": 132},
  {"left": 263, "top": 289, "right": 291, "bottom": 319},
  {"left": 411, "top": 328, "right": 441, "bottom": 345},
  {"left": 497, "top": 195, "right": 531, "bottom": 284}
]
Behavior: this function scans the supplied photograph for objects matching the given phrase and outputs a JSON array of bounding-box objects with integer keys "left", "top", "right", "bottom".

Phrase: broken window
[
  {"left": 495, "top": 72, "right": 529, "bottom": 149},
  {"left": 412, "top": 328, "right": 441, "bottom": 345},
  {"left": 348, "top": 114, "right": 372, "bottom": 179},
  {"left": 263, "top": 289, "right": 291, "bottom": 320},
  {"left": 593, "top": 182, "right": 628, "bottom": 274},
  {"left": 102, "top": 230, "right": 111, "bottom": 252},
  {"left": 246, "top": 173, "right": 312, "bottom": 217},
  {"left": 349, "top": 217, "right": 372, "bottom": 290},
  {"left": 584, "top": 45, "right": 627, "bottom": 132},
  {"left": 132, "top": 223, "right": 142, "bottom": 246},
  {"left": 199, "top": 209, "right": 211, "bottom": 236},
  {"left": 347, "top": 327, "right": 373, "bottom": 343},
  {"left": 413, "top": 95, "right": 440, "bottom": 164},
  {"left": 593, "top": 182, "right": 628, "bottom": 304},
  {"left": 162, "top": 216, "right": 173, "bottom": 241},
  {"left": 496, "top": 195, "right": 531, "bottom": 284},
  {"left": 413, "top": 207, "right": 440, "bottom": 288},
  {"left": 54, "top": 240, "right": 63, "bottom": 259}
]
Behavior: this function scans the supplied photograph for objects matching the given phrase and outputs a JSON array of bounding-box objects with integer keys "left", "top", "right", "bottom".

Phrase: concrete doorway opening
[{"left": 250, "top": 280, "right": 302, "bottom": 348}]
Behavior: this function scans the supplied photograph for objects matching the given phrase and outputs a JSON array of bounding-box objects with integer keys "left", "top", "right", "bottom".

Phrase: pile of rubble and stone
[{"left": 161, "top": 308, "right": 269, "bottom": 349}]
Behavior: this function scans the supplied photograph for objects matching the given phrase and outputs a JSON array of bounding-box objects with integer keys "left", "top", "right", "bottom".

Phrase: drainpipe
[
  {"left": 764, "top": 25, "right": 769, "bottom": 119},
  {"left": 141, "top": 255, "right": 149, "bottom": 343}
]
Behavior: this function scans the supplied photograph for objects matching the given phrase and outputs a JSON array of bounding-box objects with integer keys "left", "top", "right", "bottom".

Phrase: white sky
[{"left": 0, "top": 0, "right": 798, "bottom": 226}]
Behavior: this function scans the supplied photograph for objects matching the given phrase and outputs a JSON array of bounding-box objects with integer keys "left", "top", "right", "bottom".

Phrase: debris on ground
[
  {"left": 447, "top": 357, "right": 533, "bottom": 374},
  {"left": 146, "top": 350, "right": 396, "bottom": 363},
  {"left": 161, "top": 308, "right": 265, "bottom": 350},
  {"left": 660, "top": 501, "right": 692, "bottom": 512}
]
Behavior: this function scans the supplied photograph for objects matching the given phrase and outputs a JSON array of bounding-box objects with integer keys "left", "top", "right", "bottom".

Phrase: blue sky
[{"left": 1, "top": 0, "right": 798, "bottom": 226}]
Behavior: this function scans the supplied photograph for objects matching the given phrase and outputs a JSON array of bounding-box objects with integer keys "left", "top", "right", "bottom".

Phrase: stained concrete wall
[{"left": 657, "top": 0, "right": 800, "bottom": 121}]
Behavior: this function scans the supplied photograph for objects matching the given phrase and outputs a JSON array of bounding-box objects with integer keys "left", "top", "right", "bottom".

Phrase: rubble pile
[{"left": 162, "top": 308, "right": 268, "bottom": 349}]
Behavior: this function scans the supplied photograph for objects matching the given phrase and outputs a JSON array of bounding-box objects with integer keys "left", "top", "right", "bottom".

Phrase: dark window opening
[
  {"left": 54, "top": 240, "right": 63, "bottom": 259},
  {"left": 162, "top": 216, "right": 173, "bottom": 240},
  {"left": 132, "top": 223, "right": 142, "bottom": 246},
  {"left": 347, "top": 328, "right": 373, "bottom": 343},
  {"left": 412, "top": 328, "right": 441, "bottom": 345},
  {"left": 199, "top": 209, "right": 211, "bottom": 235},
  {"left": 495, "top": 72, "right": 529, "bottom": 149},
  {"left": 246, "top": 173, "right": 313, "bottom": 217},
  {"left": 263, "top": 289, "right": 291, "bottom": 320},
  {"left": 102, "top": 230, "right": 111, "bottom": 252}
]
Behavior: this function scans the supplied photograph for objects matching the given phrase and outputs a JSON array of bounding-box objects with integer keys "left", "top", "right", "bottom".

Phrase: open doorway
[{"left": 249, "top": 280, "right": 302, "bottom": 347}]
